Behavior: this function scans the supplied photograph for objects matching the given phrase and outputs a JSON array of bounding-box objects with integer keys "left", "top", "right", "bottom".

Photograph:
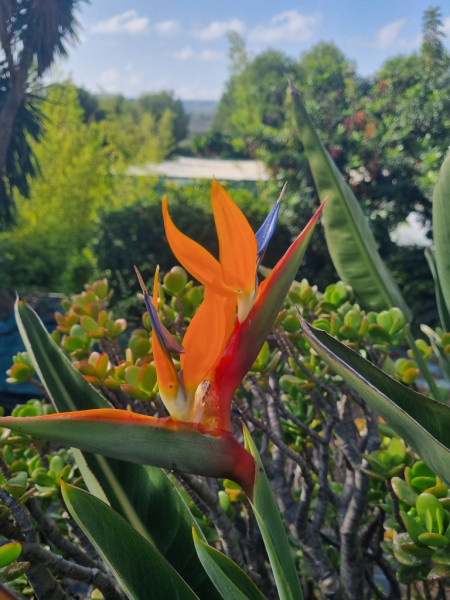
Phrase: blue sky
[{"left": 53, "top": 1, "right": 450, "bottom": 100}]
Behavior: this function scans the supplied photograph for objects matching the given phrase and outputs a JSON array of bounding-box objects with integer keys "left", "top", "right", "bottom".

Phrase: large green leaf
[
  {"left": 290, "top": 82, "right": 410, "bottom": 318},
  {"left": 243, "top": 426, "right": 303, "bottom": 600},
  {"left": 432, "top": 152, "right": 450, "bottom": 317},
  {"left": 13, "top": 300, "right": 220, "bottom": 599},
  {"left": 424, "top": 249, "right": 450, "bottom": 332},
  {"left": 73, "top": 451, "right": 220, "bottom": 597},
  {"left": 61, "top": 482, "right": 199, "bottom": 600},
  {"left": 300, "top": 318, "right": 450, "bottom": 483},
  {"left": 193, "top": 529, "right": 267, "bottom": 600}
]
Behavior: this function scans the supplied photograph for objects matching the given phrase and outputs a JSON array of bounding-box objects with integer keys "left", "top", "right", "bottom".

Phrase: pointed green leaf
[
  {"left": 13, "top": 300, "right": 220, "bottom": 598},
  {"left": 71, "top": 450, "right": 219, "bottom": 598},
  {"left": 61, "top": 482, "right": 199, "bottom": 600},
  {"left": 432, "top": 152, "right": 450, "bottom": 317},
  {"left": 290, "top": 82, "right": 410, "bottom": 318},
  {"left": 193, "top": 530, "right": 266, "bottom": 600},
  {"left": 425, "top": 249, "right": 450, "bottom": 332},
  {"left": 300, "top": 318, "right": 450, "bottom": 484},
  {"left": 243, "top": 426, "right": 303, "bottom": 600}
]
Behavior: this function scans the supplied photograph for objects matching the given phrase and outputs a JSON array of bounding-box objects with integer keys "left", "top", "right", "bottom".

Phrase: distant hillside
[{"left": 183, "top": 100, "right": 218, "bottom": 136}]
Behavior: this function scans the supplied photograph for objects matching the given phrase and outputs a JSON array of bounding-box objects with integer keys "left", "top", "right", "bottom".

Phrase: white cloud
[
  {"left": 97, "top": 67, "right": 121, "bottom": 91},
  {"left": 374, "top": 18, "right": 407, "bottom": 50},
  {"left": 193, "top": 19, "right": 245, "bottom": 41},
  {"left": 249, "top": 10, "right": 322, "bottom": 43},
  {"left": 175, "top": 80, "right": 222, "bottom": 101},
  {"left": 173, "top": 46, "right": 222, "bottom": 62},
  {"left": 91, "top": 10, "right": 149, "bottom": 35},
  {"left": 97, "top": 64, "right": 144, "bottom": 94},
  {"left": 199, "top": 49, "right": 222, "bottom": 61},
  {"left": 443, "top": 16, "right": 450, "bottom": 38},
  {"left": 173, "top": 46, "right": 194, "bottom": 60},
  {"left": 154, "top": 20, "right": 180, "bottom": 36}
]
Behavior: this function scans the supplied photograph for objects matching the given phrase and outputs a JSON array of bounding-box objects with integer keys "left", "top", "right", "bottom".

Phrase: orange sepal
[
  {"left": 151, "top": 269, "right": 187, "bottom": 418},
  {"left": 162, "top": 197, "right": 233, "bottom": 297},
  {"left": 181, "top": 288, "right": 236, "bottom": 398},
  {"left": 211, "top": 179, "right": 257, "bottom": 296}
]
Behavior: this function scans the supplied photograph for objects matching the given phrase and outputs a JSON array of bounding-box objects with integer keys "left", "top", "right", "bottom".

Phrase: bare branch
[{"left": 177, "top": 473, "right": 245, "bottom": 567}]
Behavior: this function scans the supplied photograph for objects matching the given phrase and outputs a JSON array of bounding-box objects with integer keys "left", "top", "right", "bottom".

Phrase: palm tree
[{"left": 0, "top": 0, "right": 83, "bottom": 226}]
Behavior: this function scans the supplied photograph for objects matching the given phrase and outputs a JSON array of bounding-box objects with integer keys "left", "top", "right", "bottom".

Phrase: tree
[
  {"left": 0, "top": 82, "right": 112, "bottom": 292},
  {"left": 95, "top": 91, "right": 185, "bottom": 164},
  {"left": 421, "top": 6, "right": 448, "bottom": 76},
  {"left": 97, "top": 106, "right": 176, "bottom": 166},
  {"left": 357, "top": 7, "right": 450, "bottom": 228},
  {"left": 213, "top": 39, "right": 296, "bottom": 155},
  {"left": 209, "top": 13, "right": 449, "bottom": 316},
  {"left": 0, "top": 0, "right": 84, "bottom": 227},
  {"left": 76, "top": 86, "right": 107, "bottom": 123},
  {"left": 136, "top": 91, "right": 189, "bottom": 143}
]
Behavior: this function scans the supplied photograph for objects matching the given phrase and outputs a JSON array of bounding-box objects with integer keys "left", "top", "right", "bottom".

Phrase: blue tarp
[{"left": 0, "top": 297, "right": 62, "bottom": 411}]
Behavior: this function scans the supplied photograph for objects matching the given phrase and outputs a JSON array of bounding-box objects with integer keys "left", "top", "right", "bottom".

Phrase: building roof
[{"left": 127, "top": 156, "right": 270, "bottom": 182}]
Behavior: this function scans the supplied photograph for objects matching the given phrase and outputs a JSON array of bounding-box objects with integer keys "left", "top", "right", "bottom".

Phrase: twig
[
  {"left": 26, "top": 496, "right": 103, "bottom": 570},
  {"left": 261, "top": 373, "right": 325, "bottom": 444},
  {"left": 312, "top": 420, "right": 334, "bottom": 533},
  {"left": 266, "top": 374, "right": 298, "bottom": 532},
  {"left": 65, "top": 511, "right": 103, "bottom": 563},
  {"left": 334, "top": 395, "right": 363, "bottom": 470},
  {"left": 0, "top": 487, "right": 36, "bottom": 543},
  {"left": 364, "top": 549, "right": 401, "bottom": 600},
  {"left": 177, "top": 473, "right": 245, "bottom": 567},
  {"left": 0, "top": 489, "right": 71, "bottom": 600},
  {"left": 19, "top": 541, "right": 124, "bottom": 600},
  {"left": 275, "top": 328, "right": 336, "bottom": 398},
  {"left": 338, "top": 405, "right": 379, "bottom": 600},
  {"left": 99, "top": 337, "right": 123, "bottom": 366},
  {"left": 364, "top": 564, "right": 387, "bottom": 600},
  {"left": 234, "top": 395, "right": 314, "bottom": 488}
]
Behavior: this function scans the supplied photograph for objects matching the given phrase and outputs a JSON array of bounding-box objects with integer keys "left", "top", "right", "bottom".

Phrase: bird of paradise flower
[{"left": 0, "top": 180, "right": 325, "bottom": 497}]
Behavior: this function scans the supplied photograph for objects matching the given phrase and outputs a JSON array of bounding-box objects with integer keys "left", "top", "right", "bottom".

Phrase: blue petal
[
  {"left": 135, "top": 265, "right": 184, "bottom": 355},
  {"left": 255, "top": 183, "right": 286, "bottom": 260},
  {"left": 143, "top": 292, "right": 185, "bottom": 355}
]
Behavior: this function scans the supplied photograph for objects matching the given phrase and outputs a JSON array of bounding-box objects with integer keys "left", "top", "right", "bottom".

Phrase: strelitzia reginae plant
[{"left": 0, "top": 179, "right": 325, "bottom": 600}]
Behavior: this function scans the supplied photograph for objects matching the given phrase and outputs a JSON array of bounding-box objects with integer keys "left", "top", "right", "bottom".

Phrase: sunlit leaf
[
  {"left": 432, "top": 152, "right": 450, "bottom": 317},
  {"left": 243, "top": 426, "right": 303, "bottom": 600},
  {"left": 424, "top": 249, "right": 450, "bottom": 333},
  {"left": 290, "top": 81, "right": 410, "bottom": 318},
  {"left": 193, "top": 529, "right": 266, "bottom": 600}
]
